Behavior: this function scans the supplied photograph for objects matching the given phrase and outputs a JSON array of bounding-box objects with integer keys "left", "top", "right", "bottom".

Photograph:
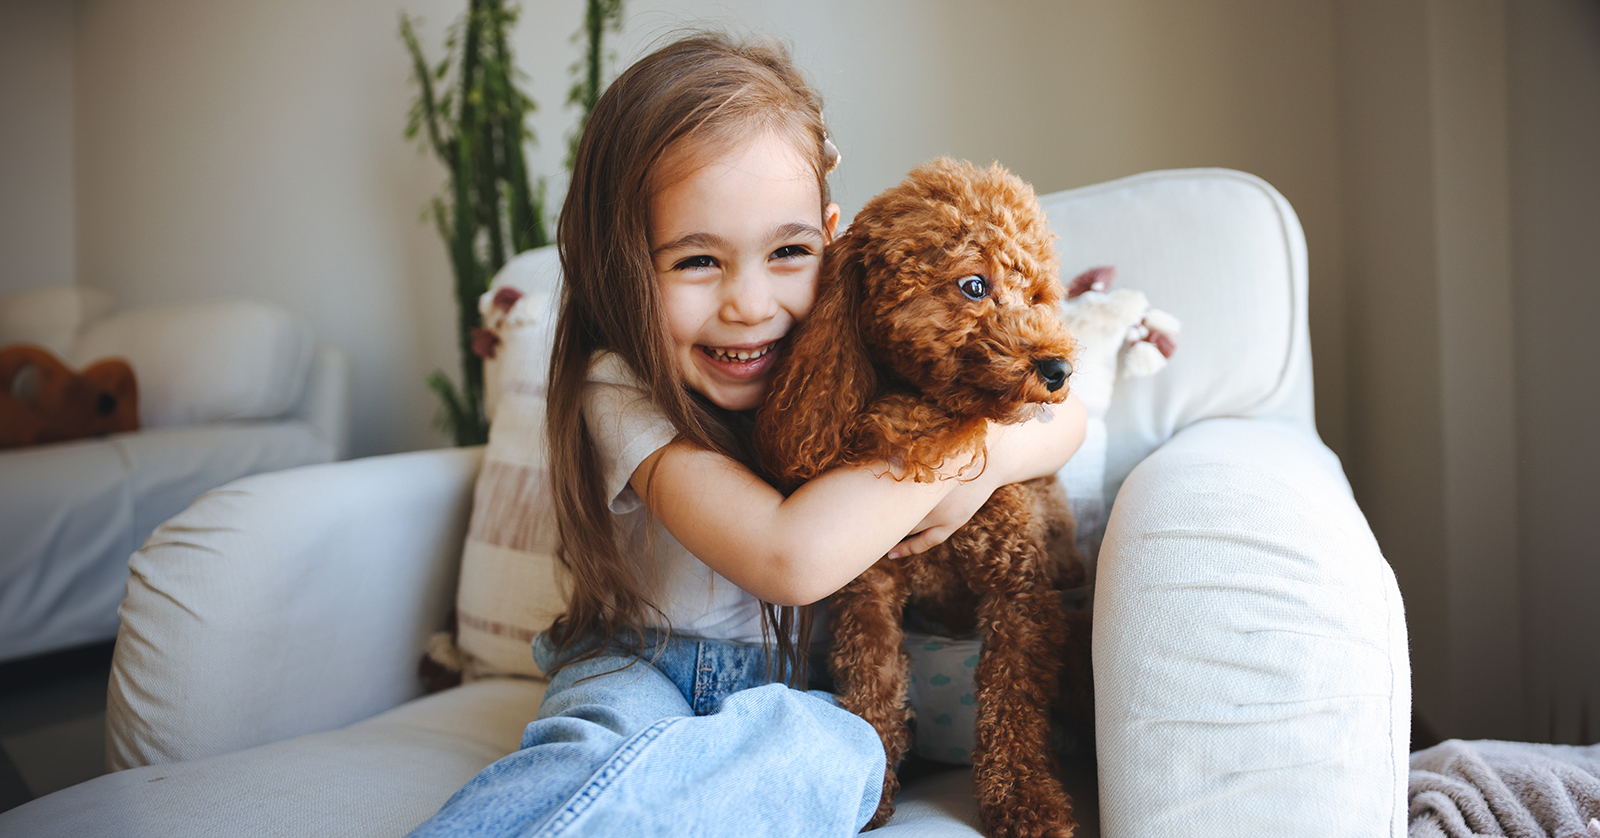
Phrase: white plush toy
[
  {"left": 1060, "top": 265, "right": 1180, "bottom": 403},
  {"left": 1054, "top": 266, "right": 1181, "bottom": 583}
]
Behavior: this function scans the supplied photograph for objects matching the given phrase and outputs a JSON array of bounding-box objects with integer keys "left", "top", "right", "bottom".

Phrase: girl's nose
[{"left": 720, "top": 269, "right": 778, "bottom": 324}]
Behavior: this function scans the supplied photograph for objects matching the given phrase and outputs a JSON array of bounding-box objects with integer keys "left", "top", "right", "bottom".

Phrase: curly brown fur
[{"left": 757, "top": 158, "right": 1085, "bottom": 838}]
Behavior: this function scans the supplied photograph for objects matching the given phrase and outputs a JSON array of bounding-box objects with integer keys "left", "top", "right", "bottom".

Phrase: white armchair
[{"left": 0, "top": 169, "right": 1409, "bottom": 837}]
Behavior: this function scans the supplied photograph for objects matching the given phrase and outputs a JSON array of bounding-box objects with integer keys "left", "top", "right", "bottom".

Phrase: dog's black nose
[{"left": 1035, "top": 357, "right": 1071, "bottom": 392}]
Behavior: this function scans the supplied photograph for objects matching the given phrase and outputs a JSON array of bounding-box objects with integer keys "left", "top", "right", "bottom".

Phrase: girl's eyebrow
[
  {"left": 652, "top": 223, "right": 825, "bottom": 257},
  {"left": 772, "top": 222, "right": 826, "bottom": 243},
  {"left": 653, "top": 231, "right": 726, "bottom": 257}
]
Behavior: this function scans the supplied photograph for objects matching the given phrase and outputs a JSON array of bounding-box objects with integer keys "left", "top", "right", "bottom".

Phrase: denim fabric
[{"left": 406, "top": 631, "right": 884, "bottom": 838}]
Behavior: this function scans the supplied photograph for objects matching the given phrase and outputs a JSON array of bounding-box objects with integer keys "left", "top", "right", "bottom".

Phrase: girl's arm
[{"left": 632, "top": 391, "right": 1087, "bottom": 606}]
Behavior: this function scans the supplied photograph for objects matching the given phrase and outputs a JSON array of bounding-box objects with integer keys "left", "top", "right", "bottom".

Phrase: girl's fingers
[{"left": 888, "top": 527, "right": 951, "bottom": 559}]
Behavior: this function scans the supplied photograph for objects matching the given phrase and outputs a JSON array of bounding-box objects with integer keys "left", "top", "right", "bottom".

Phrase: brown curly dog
[{"left": 756, "top": 157, "right": 1085, "bottom": 838}]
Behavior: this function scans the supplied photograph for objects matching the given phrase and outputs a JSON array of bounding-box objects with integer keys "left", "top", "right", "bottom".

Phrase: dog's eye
[{"left": 958, "top": 275, "right": 988, "bottom": 300}]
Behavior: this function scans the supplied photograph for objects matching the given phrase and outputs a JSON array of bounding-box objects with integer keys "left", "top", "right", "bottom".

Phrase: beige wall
[
  {"left": 1507, "top": 0, "right": 1600, "bottom": 745},
  {"left": 1337, "top": 0, "right": 1600, "bottom": 743},
  {"left": 1335, "top": 0, "right": 1523, "bottom": 742},
  {"left": 0, "top": 0, "right": 76, "bottom": 295}
]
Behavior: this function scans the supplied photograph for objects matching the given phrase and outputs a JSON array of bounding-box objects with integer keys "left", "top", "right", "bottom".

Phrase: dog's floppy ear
[{"left": 757, "top": 228, "right": 878, "bottom": 491}]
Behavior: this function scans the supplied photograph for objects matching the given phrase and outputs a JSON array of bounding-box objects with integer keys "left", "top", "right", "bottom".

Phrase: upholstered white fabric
[
  {"left": 1095, "top": 417, "right": 1409, "bottom": 837},
  {"left": 7, "top": 669, "right": 1088, "bottom": 838},
  {"left": 9, "top": 678, "right": 546, "bottom": 837},
  {"left": 0, "top": 422, "right": 335, "bottom": 662},
  {"left": 4, "top": 169, "right": 1408, "bottom": 838},
  {"left": 106, "top": 447, "right": 480, "bottom": 770},
  {"left": 0, "top": 286, "right": 117, "bottom": 356},
  {"left": 66, "top": 298, "right": 315, "bottom": 429},
  {"left": 291, "top": 342, "right": 352, "bottom": 460}
]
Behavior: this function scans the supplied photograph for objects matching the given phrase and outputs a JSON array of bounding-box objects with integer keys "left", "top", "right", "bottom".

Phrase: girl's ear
[
  {"left": 823, "top": 203, "right": 841, "bottom": 243},
  {"left": 757, "top": 229, "right": 877, "bottom": 490}
]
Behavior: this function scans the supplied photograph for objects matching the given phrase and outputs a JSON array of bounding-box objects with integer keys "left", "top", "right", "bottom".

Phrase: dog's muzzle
[{"left": 1034, "top": 357, "right": 1071, "bottom": 392}]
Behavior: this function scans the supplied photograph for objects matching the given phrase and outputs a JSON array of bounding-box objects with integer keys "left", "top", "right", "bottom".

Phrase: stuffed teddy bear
[{"left": 0, "top": 343, "right": 139, "bottom": 450}]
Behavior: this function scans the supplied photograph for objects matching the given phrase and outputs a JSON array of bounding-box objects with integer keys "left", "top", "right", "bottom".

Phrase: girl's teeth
[{"left": 709, "top": 346, "right": 769, "bottom": 362}]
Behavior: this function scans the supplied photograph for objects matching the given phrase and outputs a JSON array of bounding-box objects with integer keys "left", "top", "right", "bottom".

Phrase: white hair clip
[{"left": 823, "top": 135, "right": 842, "bottom": 174}]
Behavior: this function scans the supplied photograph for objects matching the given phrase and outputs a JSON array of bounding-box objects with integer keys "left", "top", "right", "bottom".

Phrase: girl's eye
[
  {"left": 771, "top": 245, "right": 809, "bottom": 260},
  {"left": 674, "top": 254, "right": 718, "bottom": 271},
  {"left": 958, "top": 275, "right": 989, "bottom": 300}
]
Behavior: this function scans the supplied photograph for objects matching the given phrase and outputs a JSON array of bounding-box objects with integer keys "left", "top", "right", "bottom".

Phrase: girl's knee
[{"left": 726, "top": 684, "right": 880, "bottom": 752}]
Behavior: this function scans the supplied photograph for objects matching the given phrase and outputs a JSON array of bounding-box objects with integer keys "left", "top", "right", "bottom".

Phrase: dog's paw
[
  {"left": 981, "top": 811, "right": 1077, "bottom": 838},
  {"left": 978, "top": 786, "right": 1076, "bottom": 838}
]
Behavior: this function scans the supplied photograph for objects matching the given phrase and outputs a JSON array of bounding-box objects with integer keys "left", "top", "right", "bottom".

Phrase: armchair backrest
[
  {"left": 67, "top": 299, "right": 316, "bottom": 429},
  {"left": 1039, "top": 168, "right": 1315, "bottom": 500}
]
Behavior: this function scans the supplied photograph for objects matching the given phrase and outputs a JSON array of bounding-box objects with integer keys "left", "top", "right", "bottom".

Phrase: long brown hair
[{"left": 545, "top": 32, "right": 835, "bottom": 682}]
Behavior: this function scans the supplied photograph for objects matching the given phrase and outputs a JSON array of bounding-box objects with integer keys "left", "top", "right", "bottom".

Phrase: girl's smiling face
[{"left": 649, "top": 131, "right": 840, "bottom": 412}]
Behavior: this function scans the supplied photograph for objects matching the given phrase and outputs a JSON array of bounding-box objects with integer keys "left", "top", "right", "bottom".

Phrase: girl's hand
[
  {"left": 889, "top": 392, "right": 1087, "bottom": 559},
  {"left": 889, "top": 474, "right": 997, "bottom": 558}
]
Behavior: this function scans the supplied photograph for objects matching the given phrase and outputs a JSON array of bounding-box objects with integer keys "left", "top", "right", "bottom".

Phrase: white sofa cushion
[
  {"left": 0, "top": 286, "right": 116, "bottom": 357},
  {"left": 66, "top": 298, "right": 313, "bottom": 428},
  {"left": 1094, "top": 417, "right": 1409, "bottom": 837}
]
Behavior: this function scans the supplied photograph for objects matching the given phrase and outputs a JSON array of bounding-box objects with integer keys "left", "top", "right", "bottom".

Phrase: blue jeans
[{"left": 406, "top": 631, "right": 884, "bottom": 837}]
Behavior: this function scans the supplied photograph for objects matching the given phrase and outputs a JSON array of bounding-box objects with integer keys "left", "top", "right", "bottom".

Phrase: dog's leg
[
  {"left": 962, "top": 488, "right": 1077, "bottom": 838},
  {"left": 828, "top": 559, "right": 913, "bottom": 829}
]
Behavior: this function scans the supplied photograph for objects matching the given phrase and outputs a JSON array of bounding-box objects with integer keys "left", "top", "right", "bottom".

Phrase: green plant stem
[{"left": 403, "top": 0, "right": 617, "bottom": 446}]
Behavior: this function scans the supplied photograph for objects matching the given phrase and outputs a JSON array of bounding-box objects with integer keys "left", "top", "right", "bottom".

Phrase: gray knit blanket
[{"left": 1410, "top": 739, "right": 1600, "bottom": 837}]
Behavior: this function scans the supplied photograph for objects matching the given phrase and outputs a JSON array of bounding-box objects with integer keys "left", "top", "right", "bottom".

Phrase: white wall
[
  {"left": 0, "top": 0, "right": 76, "bottom": 295},
  {"left": 66, "top": 0, "right": 1351, "bottom": 459},
  {"left": 75, "top": 0, "right": 468, "bottom": 457}
]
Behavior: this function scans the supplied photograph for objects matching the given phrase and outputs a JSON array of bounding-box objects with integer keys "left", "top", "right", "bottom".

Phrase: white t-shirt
[{"left": 583, "top": 351, "right": 768, "bottom": 643}]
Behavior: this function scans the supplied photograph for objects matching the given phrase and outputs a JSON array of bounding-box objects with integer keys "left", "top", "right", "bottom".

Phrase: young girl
[{"left": 408, "top": 32, "right": 1086, "bottom": 837}]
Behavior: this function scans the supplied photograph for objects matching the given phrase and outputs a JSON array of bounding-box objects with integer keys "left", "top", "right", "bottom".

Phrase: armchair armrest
[
  {"left": 293, "top": 342, "right": 351, "bottom": 460},
  {"left": 106, "top": 446, "right": 484, "bottom": 771},
  {"left": 1093, "top": 418, "right": 1409, "bottom": 837}
]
